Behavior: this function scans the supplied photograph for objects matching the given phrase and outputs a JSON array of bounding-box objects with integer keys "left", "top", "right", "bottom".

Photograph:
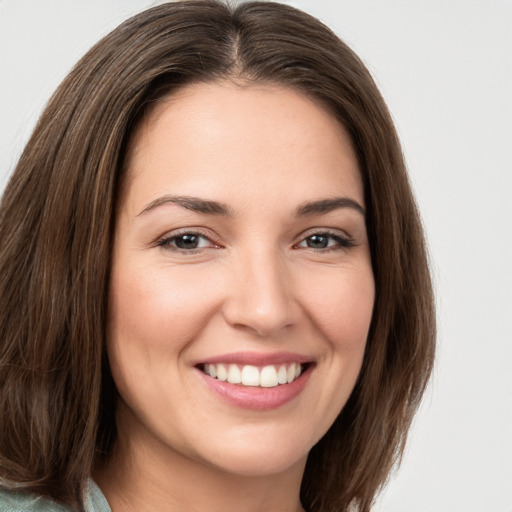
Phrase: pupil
[
  {"left": 308, "top": 235, "right": 328, "bottom": 249},
  {"left": 176, "top": 234, "right": 198, "bottom": 249}
]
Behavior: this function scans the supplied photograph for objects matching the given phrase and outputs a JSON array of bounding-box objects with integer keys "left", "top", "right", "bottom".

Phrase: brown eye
[
  {"left": 297, "top": 232, "right": 355, "bottom": 251},
  {"left": 158, "top": 232, "right": 215, "bottom": 251},
  {"left": 174, "top": 234, "right": 201, "bottom": 249},
  {"left": 306, "top": 234, "right": 330, "bottom": 249}
]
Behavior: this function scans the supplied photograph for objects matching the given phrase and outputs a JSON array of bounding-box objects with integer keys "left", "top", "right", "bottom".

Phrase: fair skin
[{"left": 96, "top": 81, "right": 375, "bottom": 512}]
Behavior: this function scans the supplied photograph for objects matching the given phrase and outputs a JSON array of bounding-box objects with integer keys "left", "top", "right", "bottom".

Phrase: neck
[{"left": 94, "top": 409, "right": 307, "bottom": 512}]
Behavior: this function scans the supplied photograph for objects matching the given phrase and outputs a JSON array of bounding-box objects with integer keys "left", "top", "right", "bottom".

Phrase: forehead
[{"left": 122, "top": 81, "right": 363, "bottom": 212}]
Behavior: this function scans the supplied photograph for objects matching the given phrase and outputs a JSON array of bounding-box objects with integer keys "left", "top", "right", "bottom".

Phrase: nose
[{"left": 222, "top": 247, "right": 296, "bottom": 337}]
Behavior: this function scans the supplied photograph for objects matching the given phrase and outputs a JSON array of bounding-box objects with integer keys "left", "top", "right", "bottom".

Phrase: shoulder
[
  {"left": 84, "top": 481, "right": 111, "bottom": 512},
  {"left": 0, "top": 481, "right": 110, "bottom": 512},
  {"left": 0, "top": 487, "right": 72, "bottom": 512}
]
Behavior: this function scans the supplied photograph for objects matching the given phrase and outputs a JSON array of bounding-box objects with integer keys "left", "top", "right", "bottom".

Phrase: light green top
[{"left": 0, "top": 480, "right": 111, "bottom": 512}]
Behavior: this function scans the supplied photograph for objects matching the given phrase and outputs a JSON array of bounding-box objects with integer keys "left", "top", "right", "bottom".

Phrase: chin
[
  {"left": 189, "top": 422, "right": 316, "bottom": 477},
  {"left": 206, "top": 444, "right": 308, "bottom": 477}
]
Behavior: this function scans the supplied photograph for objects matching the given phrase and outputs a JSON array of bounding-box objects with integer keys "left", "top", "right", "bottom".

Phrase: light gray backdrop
[{"left": 1, "top": 1, "right": 511, "bottom": 511}]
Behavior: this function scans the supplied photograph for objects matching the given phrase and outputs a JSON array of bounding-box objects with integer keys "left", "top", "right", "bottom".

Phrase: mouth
[
  {"left": 194, "top": 352, "right": 315, "bottom": 410},
  {"left": 198, "top": 362, "right": 310, "bottom": 388}
]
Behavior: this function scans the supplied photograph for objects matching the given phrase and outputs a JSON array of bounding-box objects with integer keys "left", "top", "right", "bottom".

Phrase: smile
[
  {"left": 195, "top": 352, "right": 314, "bottom": 410},
  {"left": 201, "top": 363, "right": 303, "bottom": 388}
]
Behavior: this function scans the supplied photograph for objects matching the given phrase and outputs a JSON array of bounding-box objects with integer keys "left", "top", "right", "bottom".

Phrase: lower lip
[{"left": 196, "top": 366, "right": 313, "bottom": 410}]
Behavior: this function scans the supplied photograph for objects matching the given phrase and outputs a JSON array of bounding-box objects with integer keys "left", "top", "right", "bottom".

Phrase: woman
[{"left": 0, "top": 1, "right": 435, "bottom": 511}]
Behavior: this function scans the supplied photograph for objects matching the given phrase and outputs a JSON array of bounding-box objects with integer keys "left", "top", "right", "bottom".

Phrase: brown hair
[{"left": 0, "top": 1, "right": 435, "bottom": 511}]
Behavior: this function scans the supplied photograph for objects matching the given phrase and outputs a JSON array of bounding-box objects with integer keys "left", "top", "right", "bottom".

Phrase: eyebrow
[
  {"left": 137, "top": 195, "right": 232, "bottom": 217},
  {"left": 137, "top": 194, "right": 365, "bottom": 218},
  {"left": 296, "top": 197, "right": 366, "bottom": 217}
]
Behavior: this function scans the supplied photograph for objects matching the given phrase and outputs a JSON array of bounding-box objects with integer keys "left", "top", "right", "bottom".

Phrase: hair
[{"left": 0, "top": 1, "right": 435, "bottom": 511}]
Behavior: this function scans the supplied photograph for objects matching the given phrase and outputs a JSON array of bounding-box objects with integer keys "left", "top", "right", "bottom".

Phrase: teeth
[
  {"left": 203, "top": 362, "right": 304, "bottom": 387},
  {"left": 216, "top": 364, "right": 227, "bottom": 381},
  {"left": 241, "top": 365, "right": 260, "bottom": 386},
  {"left": 287, "top": 364, "right": 295, "bottom": 383},
  {"left": 277, "top": 365, "right": 288, "bottom": 384},
  {"left": 227, "top": 364, "right": 242, "bottom": 384},
  {"left": 260, "top": 365, "right": 278, "bottom": 387}
]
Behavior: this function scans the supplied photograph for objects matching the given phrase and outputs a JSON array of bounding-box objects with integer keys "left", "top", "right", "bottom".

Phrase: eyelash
[
  {"left": 156, "top": 229, "right": 355, "bottom": 254},
  {"left": 156, "top": 229, "right": 218, "bottom": 253},
  {"left": 296, "top": 231, "right": 356, "bottom": 252}
]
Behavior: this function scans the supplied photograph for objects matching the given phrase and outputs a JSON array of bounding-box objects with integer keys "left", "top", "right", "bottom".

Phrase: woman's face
[{"left": 108, "top": 82, "right": 374, "bottom": 477}]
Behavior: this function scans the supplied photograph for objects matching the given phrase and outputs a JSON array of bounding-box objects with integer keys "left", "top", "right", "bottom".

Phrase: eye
[
  {"left": 157, "top": 231, "right": 218, "bottom": 252},
  {"left": 296, "top": 232, "right": 355, "bottom": 251}
]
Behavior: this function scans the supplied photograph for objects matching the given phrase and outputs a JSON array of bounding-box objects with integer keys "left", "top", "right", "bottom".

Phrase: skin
[{"left": 96, "top": 81, "right": 375, "bottom": 512}]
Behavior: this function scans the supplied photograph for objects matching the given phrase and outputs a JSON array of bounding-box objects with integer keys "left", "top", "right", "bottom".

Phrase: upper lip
[{"left": 195, "top": 351, "right": 315, "bottom": 367}]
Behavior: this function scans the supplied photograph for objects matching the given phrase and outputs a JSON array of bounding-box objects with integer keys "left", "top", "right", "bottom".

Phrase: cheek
[
  {"left": 110, "top": 263, "right": 219, "bottom": 343},
  {"left": 304, "top": 264, "right": 375, "bottom": 352},
  {"left": 290, "top": 263, "right": 374, "bottom": 443},
  {"left": 106, "top": 263, "right": 223, "bottom": 392}
]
